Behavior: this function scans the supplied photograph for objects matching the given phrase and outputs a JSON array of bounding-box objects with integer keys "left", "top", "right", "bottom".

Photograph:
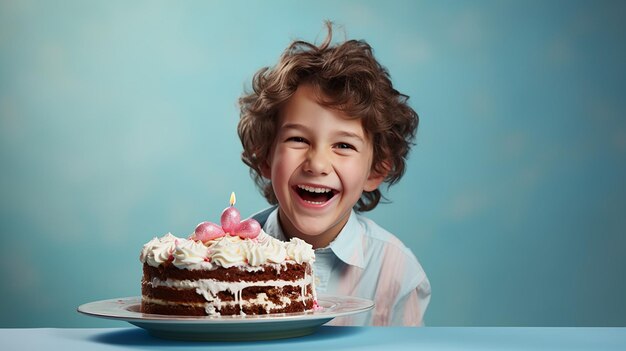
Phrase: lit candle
[{"left": 220, "top": 192, "right": 241, "bottom": 234}]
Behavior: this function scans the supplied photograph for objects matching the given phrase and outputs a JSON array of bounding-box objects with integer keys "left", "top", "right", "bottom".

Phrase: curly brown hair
[{"left": 238, "top": 22, "right": 419, "bottom": 212}]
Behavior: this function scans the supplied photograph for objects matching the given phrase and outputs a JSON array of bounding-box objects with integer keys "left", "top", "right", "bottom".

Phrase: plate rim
[{"left": 77, "top": 294, "right": 374, "bottom": 325}]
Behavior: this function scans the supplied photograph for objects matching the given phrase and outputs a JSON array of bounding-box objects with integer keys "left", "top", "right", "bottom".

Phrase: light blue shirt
[{"left": 253, "top": 207, "right": 431, "bottom": 326}]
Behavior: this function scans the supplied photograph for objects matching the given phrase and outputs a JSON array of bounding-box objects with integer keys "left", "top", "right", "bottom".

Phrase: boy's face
[{"left": 262, "top": 84, "right": 384, "bottom": 248}]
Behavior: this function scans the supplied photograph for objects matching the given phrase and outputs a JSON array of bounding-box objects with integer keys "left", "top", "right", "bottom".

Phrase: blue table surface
[{"left": 2, "top": 326, "right": 625, "bottom": 350}]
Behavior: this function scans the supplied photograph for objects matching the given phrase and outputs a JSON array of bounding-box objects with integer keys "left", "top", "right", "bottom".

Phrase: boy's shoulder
[
  {"left": 355, "top": 213, "right": 414, "bottom": 254},
  {"left": 250, "top": 206, "right": 277, "bottom": 226},
  {"left": 355, "top": 213, "right": 428, "bottom": 292},
  {"left": 354, "top": 213, "right": 423, "bottom": 269}
]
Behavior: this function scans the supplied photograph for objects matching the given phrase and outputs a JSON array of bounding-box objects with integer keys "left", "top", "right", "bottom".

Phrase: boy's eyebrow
[
  {"left": 280, "top": 123, "right": 365, "bottom": 143},
  {"left": 280, "top": 123, "right": 308, "bottom": 132},
  {"left": 335, "top": 130, "right": 365, "bottom": 143}
]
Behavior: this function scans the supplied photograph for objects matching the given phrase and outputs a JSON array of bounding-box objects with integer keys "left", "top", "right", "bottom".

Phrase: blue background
[{"left": 1, "top": 0, "right": 625, "bottom": 327}]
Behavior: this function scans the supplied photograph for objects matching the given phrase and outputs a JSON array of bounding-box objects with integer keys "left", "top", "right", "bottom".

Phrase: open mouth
[{"left": 294, "top": 185, "right": 337, "bottom": 205}]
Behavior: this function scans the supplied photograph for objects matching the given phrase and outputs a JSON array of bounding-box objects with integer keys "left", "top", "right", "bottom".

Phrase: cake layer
[
  {"left": 143, "top": 262, "right": 309, "bottom": 282},
  {"left": 142, "top": 280, "right": 313, "bottom": 303},
  {"left": 141, "top": 297, "right": 315, "bottom": 316}
]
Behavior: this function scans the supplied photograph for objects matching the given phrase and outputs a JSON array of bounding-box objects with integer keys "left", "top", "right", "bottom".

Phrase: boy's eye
[
  {"left": 286, "top": 136, "right": 308, "bottom": 144},
  {"left": 334, "top": 142, "right": 356, "bottom": 151}
]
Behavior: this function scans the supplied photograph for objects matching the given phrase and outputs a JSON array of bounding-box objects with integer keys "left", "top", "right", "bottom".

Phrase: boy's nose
[{"left": 304, "top": 148, "right": 331, "bottom": 176}]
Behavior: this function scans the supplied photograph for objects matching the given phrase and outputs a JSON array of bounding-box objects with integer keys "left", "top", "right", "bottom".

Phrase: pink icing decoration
[
  {"left": 220, "top": 206, "right": 241, "bottom": 234},
  {"left": 236, "top": 218, "right": 261, "bottom": 239},
  {"left": 193, "top": 221, "right": 225, "bottom": 242}
]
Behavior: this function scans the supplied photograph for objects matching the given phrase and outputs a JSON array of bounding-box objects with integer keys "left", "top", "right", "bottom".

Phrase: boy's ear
[{"left": 363, "top": 161, "right": 390, "bottom": 192}]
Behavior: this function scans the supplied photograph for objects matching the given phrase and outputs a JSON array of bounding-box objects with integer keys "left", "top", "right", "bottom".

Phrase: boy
[{"left": 237, "top": 23, "right": 431, "bottom": 326}]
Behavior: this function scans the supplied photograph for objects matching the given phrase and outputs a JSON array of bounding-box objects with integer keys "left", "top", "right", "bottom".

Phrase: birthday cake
[{"left": 139, "top": 194, "right": 318, "bottom": 316}]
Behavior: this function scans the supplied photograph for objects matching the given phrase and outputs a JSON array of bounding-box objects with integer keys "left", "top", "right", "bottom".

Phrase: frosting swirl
[
  {"left": 172, "top": 239, "right": 209, "bottom": 268},
  {"left": 244, "top": 241, "right": 267, "bottom": 266},
  {"left": 210, "top": 236, "right": 246, "bottom": 267},
  {"left": 140, "top": 233, "right": 177, "bottom": 267},
  {"left": 262, "top": 238, "right": 288, "bottom": 263},
  {"left": 285, "top": 238, "right": 315, "bottom": 264}
]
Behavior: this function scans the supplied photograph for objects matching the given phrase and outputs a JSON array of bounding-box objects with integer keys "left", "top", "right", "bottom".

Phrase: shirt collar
[
  {"left": 263, "top": 208, "right": 288, "bottom": 241},
  {"left": 327, "top": 210, "right": 365, "bottom": 269},
  {"left": 262, "top": 208, "right": 365, "bottom": 269}
]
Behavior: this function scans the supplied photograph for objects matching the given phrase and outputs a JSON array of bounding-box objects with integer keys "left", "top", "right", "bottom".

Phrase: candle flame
[{"left": 229, "top": 192, "right": 236, "bottom": 206}]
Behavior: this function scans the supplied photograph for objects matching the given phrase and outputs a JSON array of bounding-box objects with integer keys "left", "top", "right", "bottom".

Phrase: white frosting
[
  {"left": 285, "top": 237, "right": 315, "bottom": 264},
  {"left": 261, "top": 238, "right": 288, "bottom": 263},
  {"left": 140, "top": 230, "right": 315, "bottom": 269},
  {"left": 209, "top": 236, "right": 247, "bottom": 268},
  {"left": 139, "top": 233, "right": 178, "bottom": 267},
  {"left": 244, "top": 241, "right": 267, "bottom": 266},
  {"left": 172, "top": 239, "right": 209, "bottom": 269}
]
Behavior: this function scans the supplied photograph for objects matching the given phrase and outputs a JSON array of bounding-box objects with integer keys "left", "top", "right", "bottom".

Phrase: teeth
[{"left": 297, "top": 185, "right": 332, "bottom": 193}]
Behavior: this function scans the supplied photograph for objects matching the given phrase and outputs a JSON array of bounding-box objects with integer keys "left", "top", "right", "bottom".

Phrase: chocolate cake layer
[
  {"left": 142, "top": 281, "right": 314, "bottom": 303},
  {"left": 143, "top": 262, "right": 310, "bottom": 282},
  {"left": 141, "top": 298, "right": 315, "bottom": 316}
]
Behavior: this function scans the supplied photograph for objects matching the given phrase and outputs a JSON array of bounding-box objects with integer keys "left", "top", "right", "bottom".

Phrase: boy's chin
[
  {"left": 279, "top": 207, "right": 350, "bottom": 244},
  {"left": 291, "top": 223, "right": 331, "bottom": 238}
]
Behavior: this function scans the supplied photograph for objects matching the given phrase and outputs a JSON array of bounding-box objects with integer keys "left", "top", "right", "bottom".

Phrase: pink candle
[
  {"left": 221, "top": 192, "right": 241, "bottom": 235},
  {"left": 237, "top": 218, "right": 261, "bottom": 239},
  {"left": 190, "top": 192, "right": 260, "bottom": 242},
  {"left": 193, "top": 221, "right": 225, "bottom": 242}
]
